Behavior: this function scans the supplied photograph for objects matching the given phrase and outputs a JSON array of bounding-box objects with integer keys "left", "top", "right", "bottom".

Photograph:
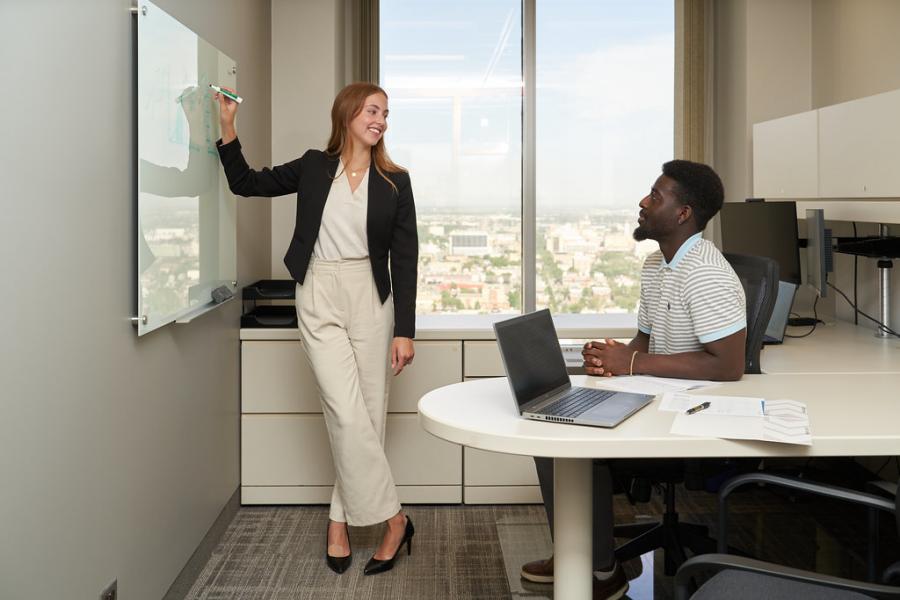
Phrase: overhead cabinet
[{"left": 753, "top": 88, "right": 900, "bottom": 201}]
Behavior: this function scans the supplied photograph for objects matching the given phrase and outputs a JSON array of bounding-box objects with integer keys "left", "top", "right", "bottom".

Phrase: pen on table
[
  {"left": 685, "top": 401, "right": 711, "bottom": 415},
  {"left": 209, "top": 84, "right": 243, "bottom": 104}
]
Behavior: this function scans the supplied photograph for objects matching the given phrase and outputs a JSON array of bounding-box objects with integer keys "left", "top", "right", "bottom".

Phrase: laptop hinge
[{"left": 522, "top": 382, "right": 572, "bottom": 413}]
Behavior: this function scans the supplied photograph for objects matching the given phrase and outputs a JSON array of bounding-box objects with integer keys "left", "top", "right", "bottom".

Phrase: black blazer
[{"left": 217, "top": 138, "right": 418, "bottom": 338}]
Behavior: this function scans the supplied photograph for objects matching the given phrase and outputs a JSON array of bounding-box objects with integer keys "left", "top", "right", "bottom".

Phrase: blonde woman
[{"left": 215, "top": 82, "right": 417, "bottom": 575}]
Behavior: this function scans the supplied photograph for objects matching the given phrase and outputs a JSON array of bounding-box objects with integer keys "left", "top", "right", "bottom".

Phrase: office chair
[
  {"left": 673, "top": 474, "right": 900, "bottom": 599},
  {"left": 723, "top": 252, "right": 780, "bottom": 375},
  {"left": 612, "top": 254, "right": 780, "bottom": 576}
]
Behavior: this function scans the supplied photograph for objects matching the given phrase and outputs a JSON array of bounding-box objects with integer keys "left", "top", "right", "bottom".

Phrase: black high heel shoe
[
  {"left": 325, "top": 521, "right": 352, "bottom": 574},
  {"left": 363, "top": 516, "right": 415, "bottom": 576}
]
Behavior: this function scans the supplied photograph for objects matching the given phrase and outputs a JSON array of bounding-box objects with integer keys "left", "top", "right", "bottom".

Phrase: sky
[{"left": 380, "top": 0, "right": 674, "bottom": 212}]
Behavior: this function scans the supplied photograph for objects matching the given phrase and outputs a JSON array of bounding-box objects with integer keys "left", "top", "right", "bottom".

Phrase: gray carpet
[
  {"left": 185, "top": 505, "right": 521, "bottom": 600},
  {"left": 183, "top": 484, "right": 890, "bottom": 599}
]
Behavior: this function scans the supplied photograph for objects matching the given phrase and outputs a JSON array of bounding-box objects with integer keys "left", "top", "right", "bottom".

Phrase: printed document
[{"left": 665, "top": 393, "right": 812, "bottom": 445}]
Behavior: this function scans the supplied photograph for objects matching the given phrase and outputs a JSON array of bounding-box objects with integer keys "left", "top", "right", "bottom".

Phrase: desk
[
  {"left": 761, "top": 321, "right": 900, "bottom": 373},
  {"left": 418, "top": 373, "right": 900, "bottom": 599}
]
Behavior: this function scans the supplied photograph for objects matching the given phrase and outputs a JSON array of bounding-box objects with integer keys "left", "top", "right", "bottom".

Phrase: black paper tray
[
  {"left": 242, "top": 279, "right": 296, "bottom": 300},
  {"left": 240, "top": 305, "right": 298, "bottom": 328}
]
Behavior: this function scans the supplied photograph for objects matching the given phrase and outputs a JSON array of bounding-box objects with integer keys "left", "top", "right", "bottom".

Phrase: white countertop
[
  {"left": 418, "top": 373, "right": 900, "bottom": 460},
  {"left": 761, "top": 320, "right": 900, "bottom": 373},
  {"left": 240, "top": 312, "right": 639, "bottom": 341}
]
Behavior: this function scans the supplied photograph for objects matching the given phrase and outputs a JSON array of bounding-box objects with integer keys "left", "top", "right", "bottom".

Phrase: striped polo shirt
[{"left": 637, "top": 232, "right": 746, "bottom": 354}]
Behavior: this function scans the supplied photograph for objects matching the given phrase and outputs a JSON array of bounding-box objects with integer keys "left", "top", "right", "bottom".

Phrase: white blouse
[{"left": 313, "top": 159, "right": 369, "bottom": 260}]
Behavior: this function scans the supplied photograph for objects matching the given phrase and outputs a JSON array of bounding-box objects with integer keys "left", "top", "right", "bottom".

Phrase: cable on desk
[
  {"left": 827, "top": 281, "right": 900, "bottom": 338},
  {"left": 784, "top": 295, "right": 820, "bottom": 339}
]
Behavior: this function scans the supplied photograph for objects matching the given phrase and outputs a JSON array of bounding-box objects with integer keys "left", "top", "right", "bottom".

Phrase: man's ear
[{"left": 677, "top": 204, "right": 693, "bottom": 226}]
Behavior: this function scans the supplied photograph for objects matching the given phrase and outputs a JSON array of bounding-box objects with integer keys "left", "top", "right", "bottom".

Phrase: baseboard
[{"left": 163, "top": 487, "right": 241, "bottom": 600}]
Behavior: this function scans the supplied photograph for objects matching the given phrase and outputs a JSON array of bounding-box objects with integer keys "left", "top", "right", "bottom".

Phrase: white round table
[{"left": 417, "top": 372, "right": 900, "bottom": 599}]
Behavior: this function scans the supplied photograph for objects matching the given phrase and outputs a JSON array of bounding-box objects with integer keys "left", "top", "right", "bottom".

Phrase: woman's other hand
[
  {"left": 391, "top": 337, "right": 415, "bottom": 376},
  {"left": 215, "top": 87, "right": 239, "bottom": 143}
]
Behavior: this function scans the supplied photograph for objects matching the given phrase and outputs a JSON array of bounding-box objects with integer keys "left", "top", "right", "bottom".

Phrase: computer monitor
[
  {"left": 720, "top": 200, "right": 802, "bottom": 284},
  {"left": 805, "top": 208, "right": 832, "bottom": 298},
  {"left": 721, "top": 200, "right": 802, "bottom": 344}
]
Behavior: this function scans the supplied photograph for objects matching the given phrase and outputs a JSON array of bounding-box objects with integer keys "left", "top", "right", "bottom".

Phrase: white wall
[
  {"left": 0, "top": 1, "right": 271, "bottom": 598},
  {"left": 713, "top": 0, "right": 812, "bottom": 203},
  {"left": 713, "top": 0, "right": 899, "bottom": 328},
  {"left": 270, "top": 0, "right": 345, "bottom": 278}
]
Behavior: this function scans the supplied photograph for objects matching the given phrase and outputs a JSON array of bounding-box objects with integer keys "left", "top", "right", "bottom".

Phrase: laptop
[
  {"left": 493, "top": 310, "right": 654, "bottom": 427},
  {"left": 762, "top": 280, "right": 798, "bottom": 345}
]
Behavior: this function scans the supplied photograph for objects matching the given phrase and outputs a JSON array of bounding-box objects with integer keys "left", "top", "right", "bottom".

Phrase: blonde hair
[{"left": 325, "top": 82, "right": 406, "bottom": 190}]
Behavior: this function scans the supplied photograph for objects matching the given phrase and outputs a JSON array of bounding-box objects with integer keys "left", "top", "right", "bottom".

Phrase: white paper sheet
[
  {"left": 659, "top": 392, "right": 765, "bottom": 416},
  {"left": 668, "top": 397, "right": 812, "bottom": 445},
  {"left": 588, "top": 375, "right": 719, "bottom": 396}
]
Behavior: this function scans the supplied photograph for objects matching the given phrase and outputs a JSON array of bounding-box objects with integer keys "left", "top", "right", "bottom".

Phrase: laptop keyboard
[{"left": 535, "top": 387, "right": 616, "bottom": 418}]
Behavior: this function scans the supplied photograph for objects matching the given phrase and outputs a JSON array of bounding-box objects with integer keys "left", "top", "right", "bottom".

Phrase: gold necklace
[{"left": 346, "top": 160, "right": 370, "bottom": 178}]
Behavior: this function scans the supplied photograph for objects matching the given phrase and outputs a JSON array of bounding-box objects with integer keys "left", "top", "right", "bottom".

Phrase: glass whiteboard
[{"left": 136, "top": 1, "right": 237, "bottom": 335}]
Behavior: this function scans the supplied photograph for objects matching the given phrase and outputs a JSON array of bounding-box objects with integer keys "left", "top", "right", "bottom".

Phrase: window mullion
[{"left": 522, "top": 0, "right": 537, "bottom": 313}]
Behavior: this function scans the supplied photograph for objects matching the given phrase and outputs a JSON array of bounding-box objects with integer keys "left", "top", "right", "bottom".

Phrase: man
[{"left": 522, "top": 160, "right": 747, "bottom": 599}]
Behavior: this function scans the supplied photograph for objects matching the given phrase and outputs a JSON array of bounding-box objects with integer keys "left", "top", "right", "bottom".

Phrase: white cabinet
[
  {"left": 753, "top": 111, "right": 818, "bottom": 198},
  {"left": 463, "top": 341, "right": 505, "bottom": 377},
  {"left": 818, "top": 88, "right": 900, "bottom": 198},
  {"left": 240, "top": 335, "right": 551, "bottom": 506},
  {"left": 389, "top": 341, "right": 462, "bottom": 412},
  {"left": 753, "top": 87, "right": 900, "bottom": 220},
  {"left": 241, "top": 414, "right": 333, "bottom": 486},
  {"left": 241, "top": 341, "right": 319, "bottom": 413},
  {"left": 241, "top": 413, "right": 463, "bottom": 504},
  {"left": 464, "top": 447, "right": 539, "bottom": 486},
  {"left": 240, "top": 340, "right": 464, "bottom": 505}
]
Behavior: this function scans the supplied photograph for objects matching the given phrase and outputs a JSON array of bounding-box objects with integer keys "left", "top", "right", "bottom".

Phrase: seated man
[{"left": 523, "top": 160, "right": 747, "bottom": 599}]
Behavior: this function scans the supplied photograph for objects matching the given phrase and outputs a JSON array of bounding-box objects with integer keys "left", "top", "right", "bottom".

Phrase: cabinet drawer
[
  {"left": 389, "top": 341, "right": 462, "bottom": 412},
  {"left": 464, "top": 341, "right": 505, "bottom": 377},
  {"left": 241, "top": 415, "right": 332, "bottom": 485},
  {"left": 386, "top": 414, "right": 462, "bottom": 484},
  {"left": 241, "top": 341, "right": 319, "bottom": 413},
  {"left": 464, "top": 447, "right": 539, "bottom": 486},
  {"left": 241, "top": 414, "right": 462, "bottom": 487}
]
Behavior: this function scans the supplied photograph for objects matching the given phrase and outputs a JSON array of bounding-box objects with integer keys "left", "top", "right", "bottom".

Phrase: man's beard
[{"left": 633, "top": 225, "right": 651, "bottom": 241}]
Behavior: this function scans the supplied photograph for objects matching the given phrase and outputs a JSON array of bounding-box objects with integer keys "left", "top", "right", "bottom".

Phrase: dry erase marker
[
  {"left": 685, "top": 401, "right": 711, "bottom": 415},
  {"left": 209, "top": 84, "right": 243, "bottom": 104}
]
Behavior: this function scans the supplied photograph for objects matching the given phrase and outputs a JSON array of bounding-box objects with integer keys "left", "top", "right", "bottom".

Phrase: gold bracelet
[{"left": 629, "top": 350, "right": 639, "bottom": 376}]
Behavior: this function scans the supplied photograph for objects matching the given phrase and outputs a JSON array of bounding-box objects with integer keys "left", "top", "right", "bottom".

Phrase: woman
[{"left": 215, "top": 82, "right": 417, "bottom": 576}]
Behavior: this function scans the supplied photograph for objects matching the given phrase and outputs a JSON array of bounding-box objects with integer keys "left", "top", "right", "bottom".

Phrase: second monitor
[{"left": 720, "top": 200, "right": 801, "bottom": 344}]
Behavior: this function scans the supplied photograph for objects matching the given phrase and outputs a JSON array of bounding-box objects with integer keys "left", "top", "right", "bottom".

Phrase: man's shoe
[
  {"left": 520, "top": 555, "right": 553, "bottom": 583},
  {"left": 593, "top": 562, "right": 628, "bottom": 600}
]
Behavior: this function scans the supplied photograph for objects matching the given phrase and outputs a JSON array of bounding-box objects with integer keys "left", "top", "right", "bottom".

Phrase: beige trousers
[{"left": 295, "top": 257, "right": 400, "bottom": 526}]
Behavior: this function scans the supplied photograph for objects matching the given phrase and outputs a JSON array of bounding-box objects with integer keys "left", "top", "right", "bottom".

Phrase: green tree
[{"left": 507, "top": 289, "right": 521, "bottom": 310}]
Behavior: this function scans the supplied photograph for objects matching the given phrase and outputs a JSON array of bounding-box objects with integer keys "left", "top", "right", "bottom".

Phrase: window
[
  {"left": 535, "top": 1, "right": 673, "bottom": 314},
  {"left": 380, "top": 0, "right": 673, "bottom": 316}
]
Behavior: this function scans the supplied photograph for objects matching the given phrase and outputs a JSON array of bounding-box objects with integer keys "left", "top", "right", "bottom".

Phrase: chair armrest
[
  {"left": 717, "top": 473, "right": 895, "bottom": 552},
  {"left": 674, "top": 554, "right": 900, "bottom": 600},
  {"left": 886, "top": 561, "right": 900, "bottom": 585}
]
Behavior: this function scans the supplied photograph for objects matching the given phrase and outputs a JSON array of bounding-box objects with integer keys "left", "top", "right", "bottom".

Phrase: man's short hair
[{"left": 662, "top": 160, "right": 724, "bottom": 231}]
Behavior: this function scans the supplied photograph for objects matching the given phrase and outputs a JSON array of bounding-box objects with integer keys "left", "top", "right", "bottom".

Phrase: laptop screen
[{"left": 493, "top": 309, "right": 570, "bottom": 408}]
